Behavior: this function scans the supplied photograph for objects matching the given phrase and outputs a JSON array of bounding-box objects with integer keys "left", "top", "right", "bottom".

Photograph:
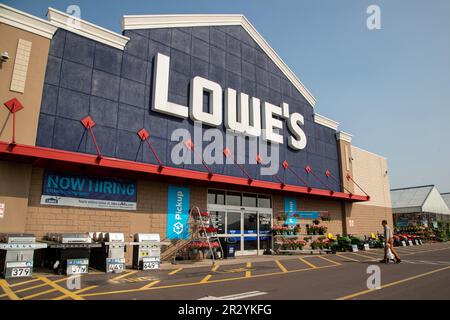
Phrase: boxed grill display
[
  {"left": 89, "top": 232, "right": 128, "bottom": 273},
  {"left": 43, "top": 233, "right": 101, "bottom": 275},
  {"left": 0, "top": 233, "right": 47, "bottom": 278},
  {"left": 132, "top": 233, "right": 161, "bottom": 270}
]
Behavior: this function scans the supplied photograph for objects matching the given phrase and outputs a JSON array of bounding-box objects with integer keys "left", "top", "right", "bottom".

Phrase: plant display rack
[
  {"left": 272, "top": 211, "right": 332, "bottom": 254},
  {"left": 187, "top": 206, "right": 224, "bottom": 264}
]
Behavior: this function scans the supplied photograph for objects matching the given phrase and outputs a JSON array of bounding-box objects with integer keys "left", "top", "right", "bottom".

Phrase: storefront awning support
[
  {"left": 346, "top": 173, "right": 370, "bottom": 200},
  {"left": 325, "top": 169, "right": 353, "bottom": 197},
  {"left": 223, "top": 147, "right": 253, "bottom": 184},
  {"left": 305, "top": 165, "right": 334, "bottom": 195},
  {"left": 256, "top": 155, "right": 285, "bottom": 187},
  {"left": 3, "top": 97, "right": 24, "bottom": 148},
  {"left": 282, "top": 160, "right": 312, "bottom": 192},
  {"left": 80, "top": 116, "right": 102, "bottom": 163},
  {"left": 137, "top": 128, "right": 163, "bottom": 172},
  {"left": 185, "top": 139, "right": 213, "bottom": 179}
]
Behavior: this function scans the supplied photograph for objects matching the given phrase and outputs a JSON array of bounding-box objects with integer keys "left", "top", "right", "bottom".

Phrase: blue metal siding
[{"left": 36, "top": 26, "right": 342, "bottom": 191}]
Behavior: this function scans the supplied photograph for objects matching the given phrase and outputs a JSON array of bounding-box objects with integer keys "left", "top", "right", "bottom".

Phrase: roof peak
[
  {"left": 391, "top": 184, "right": 435, "bottom": 191},
  {"left": 121, "top": 13, "right": 316, "bottom": 108}
]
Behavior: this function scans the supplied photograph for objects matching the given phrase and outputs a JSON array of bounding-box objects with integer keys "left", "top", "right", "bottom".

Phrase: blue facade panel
[{"left": 36, "top": 26, "right": 342, "bottom": 191}]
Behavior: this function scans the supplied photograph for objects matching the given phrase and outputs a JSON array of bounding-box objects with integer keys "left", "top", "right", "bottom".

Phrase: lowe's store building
[{"left": 0, "top": 4, "right": 392, "bottom": 256}]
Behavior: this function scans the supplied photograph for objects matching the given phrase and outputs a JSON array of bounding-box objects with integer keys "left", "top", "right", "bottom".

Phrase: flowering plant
[
  {"left": 200, "top": 226, "right": 218, "bottom": 234},
  {"left": 318, "top": 226, "right": 328, "bottom": 235},
  {"left": 272, "top": 225, "right": 289, "bottom": 235},
  {"left": 307, "top": 225, "right": 321, "bottom": 235},
  {"left": 280, "top": 239, "right": 306, "bottom": 250}
]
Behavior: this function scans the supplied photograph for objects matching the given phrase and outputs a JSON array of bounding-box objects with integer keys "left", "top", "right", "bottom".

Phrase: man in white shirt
[{"left": 380, "top": 219, "right": 401, "bottom": 263}]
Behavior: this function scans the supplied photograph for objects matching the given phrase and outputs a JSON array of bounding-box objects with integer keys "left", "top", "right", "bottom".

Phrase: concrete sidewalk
[{"left": 159, "top": 248, "right": 385, "bottom": 270}]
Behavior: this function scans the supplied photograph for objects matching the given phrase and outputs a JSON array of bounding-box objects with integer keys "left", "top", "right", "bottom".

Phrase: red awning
[{"left": 0, "top": 141, "right": 369, "bottom": 202}]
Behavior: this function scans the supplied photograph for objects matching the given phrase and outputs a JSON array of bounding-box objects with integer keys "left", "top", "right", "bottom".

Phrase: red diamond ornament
[
  {"left": 137, "top": 128, "right": 150, "bottom": 141},
  {"left": 81, "top": 116, "right": 95, "bottom": 129},
  {"left": 4, "top": 98, "right": 24, "bottom": 113}
]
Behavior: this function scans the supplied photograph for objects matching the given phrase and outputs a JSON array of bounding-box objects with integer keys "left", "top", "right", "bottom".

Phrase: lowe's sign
[
  {"left": 166, "top": 185, "right": 190, "bottom": 239},
  {"left": 152, "top": 53, "right": 307, "bottom": 150},
  {"left": 41, "top": 172, "right": 137, "bottom": 210}
]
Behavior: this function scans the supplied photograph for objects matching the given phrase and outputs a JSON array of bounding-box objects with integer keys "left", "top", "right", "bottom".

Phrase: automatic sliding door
[
  {"left": 226, "top": 211, "right": 242, "bottom": 255},
  {"left": 243, "top": 212, "right": 258, "bottom": 255},
  {"left": 258, "top": 213, "right": 272, "bottom": 254}
]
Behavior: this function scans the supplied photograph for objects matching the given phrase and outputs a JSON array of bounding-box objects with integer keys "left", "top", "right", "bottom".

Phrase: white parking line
[
  {"left": 198, "top": 291, "right": 268, "bottom": 300},
  {"left": 403, "top": 259, "right": 450, "bottom": 266}
]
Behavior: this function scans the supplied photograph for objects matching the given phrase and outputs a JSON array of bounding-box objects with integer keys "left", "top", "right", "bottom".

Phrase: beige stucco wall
[
  {"left": 0, "top": 161, "right": 33, "bottom": 232},
  {"left": 0, "top": 23, "right": 50, "bottom": 146},
  {"left": 345, "top": 146, "right": 393, "bottom": 235},
  {"left": 351, "top": 146, "right": 391, "bottom": 208}
]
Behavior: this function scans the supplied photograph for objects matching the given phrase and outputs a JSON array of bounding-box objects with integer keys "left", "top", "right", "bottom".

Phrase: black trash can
[{"left": 221, "top": 238, "right": 236, "bottom": 259}]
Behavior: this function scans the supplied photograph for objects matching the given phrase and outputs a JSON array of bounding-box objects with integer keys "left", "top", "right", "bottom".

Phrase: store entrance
[
  {"left": 208, "top": 189, "right": 273, "bottom": 256},
  {"left": 219, "top": 210, "right": 272, "bottom": 256}
]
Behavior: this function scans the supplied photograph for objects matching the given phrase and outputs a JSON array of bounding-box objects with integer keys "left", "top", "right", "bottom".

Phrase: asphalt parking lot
[{"left": 1, "top": 242, "right": 449, "bottom": 300}]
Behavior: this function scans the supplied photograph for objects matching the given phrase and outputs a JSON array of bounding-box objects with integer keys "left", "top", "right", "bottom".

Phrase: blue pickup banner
[
  {"left": 166, "top": 185, "right": 190, "bottom": 239},
  {"left": 40, "top": 171, "right": 137, "bottom": 210},
  {"left": 284, "top": 197, "right": 298, "bottom": 225}
]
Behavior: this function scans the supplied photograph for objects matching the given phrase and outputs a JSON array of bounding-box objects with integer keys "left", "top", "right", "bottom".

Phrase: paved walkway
[{"left": 0, "top": 242, "right": 449, "bottom": 300}]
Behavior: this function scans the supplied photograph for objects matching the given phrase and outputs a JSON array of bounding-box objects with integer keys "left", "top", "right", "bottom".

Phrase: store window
[
  {"left": 208, "top": 189, "right": 272, "bottom": 209},
  {"left": 207, "top": 190, "right": 225, "bottom": 205},
  {"left": 226, "top": 192, "right": 242, "bottom": 206},
  {"left": 257, "top": 195, "right": 272, "bottom": 208},
  {"left": 242, "top": 193, "right": 257, "bottom": 207}
]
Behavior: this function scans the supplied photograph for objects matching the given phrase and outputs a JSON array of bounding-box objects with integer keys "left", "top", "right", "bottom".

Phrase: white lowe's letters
[
  {"left": 287, "top": 112, "right": 307, "bottom": 150},
  {"left": 261, "top": 102, "right": 283, "bottom": 144},
  {"left": 152, "top": 52, "right": 307, "bottom": 150},
  {"left": 152, "top": 53, "right": 189, "bottom": 118},
  {"left": 224, "top": 88, "right": 261, "bottom": 137},
  {"left": 190, "top": 76, "right": 222, "bottom": 126}
]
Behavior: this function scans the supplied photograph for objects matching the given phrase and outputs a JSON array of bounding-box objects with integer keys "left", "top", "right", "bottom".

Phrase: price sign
[
  {"left": 11, "top": 267, "right": 31, "bottom": 277},
  {"left": 5, "top": 261, "right": 33, "bottom": 278},
  {"left": 143, "top": 261, "right": 159, "bottom": 270},
  {"left": 106, "top": 258, "right": 125, "bottom": 273},
  {"left": 67, "top": 259, "right": 89, "bottom": 275},
  {"left": 107, "top": 263, "right": 124, "bottom": 272}
]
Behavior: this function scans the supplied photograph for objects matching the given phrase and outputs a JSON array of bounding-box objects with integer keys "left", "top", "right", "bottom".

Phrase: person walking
[{"left": 380, "top": 219, "right": 401, "bottom": 263}]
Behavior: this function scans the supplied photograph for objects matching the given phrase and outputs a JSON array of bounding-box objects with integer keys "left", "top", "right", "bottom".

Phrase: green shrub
[{"left": 337, "top": 236, "right": 352, "bottom": 250}]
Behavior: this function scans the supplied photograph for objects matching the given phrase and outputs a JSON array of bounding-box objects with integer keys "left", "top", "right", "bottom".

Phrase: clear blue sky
[{"left": 5, "top": 0, "right": 450, "bottom": 192}]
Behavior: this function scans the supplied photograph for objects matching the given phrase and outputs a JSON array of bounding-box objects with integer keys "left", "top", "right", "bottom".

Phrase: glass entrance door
[
  {"left": 258, "top": 213, "right": 272, "bottom": 255},
  {"left": 242, "top": 211, "right": 258, "bottom": 255},
  {"left": 225, "top": 211, "right": 242, "bottom": 255},
  {"left": 225, "top": 210, "right": 261, "bottom": 256}
]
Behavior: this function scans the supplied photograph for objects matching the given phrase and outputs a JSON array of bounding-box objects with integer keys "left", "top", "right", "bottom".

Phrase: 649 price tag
[{"left": 142, "top": 260, "right": 159, "bottom": 270}]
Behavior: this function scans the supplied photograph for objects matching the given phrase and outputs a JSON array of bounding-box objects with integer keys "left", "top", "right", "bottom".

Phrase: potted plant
[
  {"left": 318, "top": 226, "right": 328, "bottom": 235},
  {"left": 190, "top": 242, "right": 200, "bottom": 254},
  {"left": 337, "top": 236, "right": 352, "bottom": 251},
  {"left": 313, "top": 219, "right": 320, "bottom": 226},
  {"left": 294, "top": 224, "right": 301, "bottom": 235},
  {"left": 296, "top": 240, "right": 306, "bottom": 250},
  {"left": 311, "top": 225, "right": 320, "bottom": 235},
  {"left": 272, "top": 225, "right": 282, "bottom": 235},
  {"left": 311, "top": 240, "right": 322, "bottom": 250}
]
